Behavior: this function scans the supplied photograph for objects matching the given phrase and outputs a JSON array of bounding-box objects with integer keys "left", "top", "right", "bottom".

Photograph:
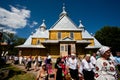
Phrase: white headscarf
[
  {"left": 71, "top": 53, "right": 76, "bottom": 56},
  {"left": 97, "top": 46, "right": 110, "bottom": 55}
]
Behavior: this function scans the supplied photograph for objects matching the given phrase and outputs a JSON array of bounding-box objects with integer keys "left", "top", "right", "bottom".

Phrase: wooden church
[{"left": 16, "top": 6, "right": 102, "bottom": 58}]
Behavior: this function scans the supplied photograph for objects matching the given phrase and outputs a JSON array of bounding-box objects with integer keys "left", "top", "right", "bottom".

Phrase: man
[{"left": 66, "top": 53, "right": 80, "bottom": 80}]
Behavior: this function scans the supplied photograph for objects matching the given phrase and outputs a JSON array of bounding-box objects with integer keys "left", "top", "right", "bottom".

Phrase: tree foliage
[
  {"left": 0, "top": 33, "right": 26, "bottom": 55},
  {"left": 95, "top": 26, "right": 120, "bottom": 53}
]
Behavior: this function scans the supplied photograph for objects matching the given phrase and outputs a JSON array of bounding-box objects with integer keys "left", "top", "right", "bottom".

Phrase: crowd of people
[
  {"left": 36, "top": 46, "right": 120, "bottom": 80},
  {"left": 1, "top": 46, "right": 120, "bottom": 80}
]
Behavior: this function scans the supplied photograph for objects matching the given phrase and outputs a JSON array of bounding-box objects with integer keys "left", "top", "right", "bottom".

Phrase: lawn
[{"left": 0, "top": 64, "right": 36, "bottom": 80}]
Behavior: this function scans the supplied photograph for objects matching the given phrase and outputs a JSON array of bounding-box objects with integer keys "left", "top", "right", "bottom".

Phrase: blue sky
[{"left": 0, "top": 0, "right": 120, "bottom": 38}]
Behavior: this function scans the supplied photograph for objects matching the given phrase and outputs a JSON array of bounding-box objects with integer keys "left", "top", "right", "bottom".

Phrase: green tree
[
  {"left": 9, "top": 33, "right": 26, "bottom": 55},
  {"left": 95, "top": 26, "right": 120, "bottom": 54},
  {"left": 0, "top": 32, "right": 26, "bottom": 55}
]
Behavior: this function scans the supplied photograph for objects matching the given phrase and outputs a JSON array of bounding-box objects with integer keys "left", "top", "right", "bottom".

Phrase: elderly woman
[
  {"left": 80, "top": 54, "right": 95, "bottom": 80},
  {"left": 94, "top": 46, "right": 117, "bottom": 80}
]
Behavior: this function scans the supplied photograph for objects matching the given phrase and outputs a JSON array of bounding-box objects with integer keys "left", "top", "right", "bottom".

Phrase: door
[{"left": 68, "top": 45, "right": 71, "bottom": 55}]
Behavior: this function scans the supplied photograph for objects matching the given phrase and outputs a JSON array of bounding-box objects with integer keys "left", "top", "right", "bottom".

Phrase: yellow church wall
[
  {"left": 49, "top": 31, "right": 82, "bottom": 40},
  {"left": 32, "top": 38, "right": 37, "bottom": 45},
  {"left": 39, "top": 38, "right": 46, "bottom": 42},
  {"left": 49, "top": 31, "right": 58, "bottom": 40},
  {"left": 61, "top": 32, "right": 70, "bottom": 39},
  {"left": 31, "top": 38, "right": 46, "bottom": 45},
  {"left": 88, "top": 39, "right": 95, "bottom": 46},
  {"left": 74, "top": 32, "right": 82, "bottom": 40}
]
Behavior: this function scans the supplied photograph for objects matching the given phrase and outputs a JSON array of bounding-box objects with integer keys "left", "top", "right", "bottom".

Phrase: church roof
[
  {"left": 50, "top": 5, "right": 80, "bottom": 31},
  {"left": 31, "top": 29, "right": 49, "bottom": 38},
  {"left": 15, "top": 44, "right": 45, "bottom": 48},
  {"left": 50, "top": 15, "right": 80, "bottom": 31},
  {"left": 85, "top": 37, "right": 102, "bottom": 49},
  {"left": 81, "top": 30, "right": 102, "bottom": 48},
  {"left": 82, "top": 30, "right": 93, "bottom": 39}
]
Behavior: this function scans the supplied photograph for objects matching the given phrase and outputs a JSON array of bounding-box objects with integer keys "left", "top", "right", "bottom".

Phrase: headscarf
[
  {"left": 97, "top": 46, "right": 110, "bottom": 55},
  {"left": 71, "top": 53, "right": 76, "bottom": 56}
]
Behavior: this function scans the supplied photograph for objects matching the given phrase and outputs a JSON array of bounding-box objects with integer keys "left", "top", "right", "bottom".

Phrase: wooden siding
[
  {"left": 49, "top": 31, "right": 82, "bottom": 40},
  {"left": 49, "top": 44, "right": 60, "bottom": 55},
  {"left": 74, "top": 32, "right": 82, "bottom": 40},
  {"left": 32, "top": 38, "right": 37, "bottom": 45},
  {"left": 88, "top": 39, "right": 95, "bottom": 46},
  {"left": 32, "top": 38, "right": 46, "bottom": 45},
  {"left": 49, "top": 31, "right": 58, "bottom": 40},
  {"left": 61, "top": 32, "right": 70, "bottom": 39}
]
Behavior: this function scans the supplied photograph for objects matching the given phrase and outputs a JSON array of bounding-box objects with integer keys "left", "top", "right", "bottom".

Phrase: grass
[
  {"left": 0, "top": 64, "right": 36, "bottom": 80},
  {"left": 8, "top": 73, "right": 35, "bottom": 80}
]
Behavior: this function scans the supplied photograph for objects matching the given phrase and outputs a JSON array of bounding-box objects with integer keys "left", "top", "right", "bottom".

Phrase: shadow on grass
[{"left": 0, "top": 64, "right": 26, "bottom": 80}]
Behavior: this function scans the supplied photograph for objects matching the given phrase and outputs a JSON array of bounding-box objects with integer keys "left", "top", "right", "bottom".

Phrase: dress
[
  {"left": 55, "top": 63, "right": 63, "bottom": 80},
  {"left": 95, "top": 58, "right": 117, "bottom": 80}
]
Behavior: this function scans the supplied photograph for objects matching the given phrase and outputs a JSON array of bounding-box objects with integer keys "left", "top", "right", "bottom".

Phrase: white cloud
[
  {"left": 0, "top": 5, "right": 30, "bottom": 29},
  {"left": 29, "top": 21, "right": 38, "bottom": 28}
]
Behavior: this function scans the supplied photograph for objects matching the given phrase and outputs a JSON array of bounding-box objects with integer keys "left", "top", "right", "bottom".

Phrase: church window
[
  {"left": 58, "top": 32, "right": 61, "bottom": 39},
  {"left": 60, "top": 45, "right": 64, "bottom": 51},
  {"left": 70, "top": 32, "right": 74, "bottom": 39},
  {"left": 65, "top": 45, "right": 68, "bottom": 51},
  {"left": 36, "top": 40, "right": 40, "bottom": 45}
]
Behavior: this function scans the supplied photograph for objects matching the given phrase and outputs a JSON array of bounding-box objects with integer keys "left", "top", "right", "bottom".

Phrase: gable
[{"left": 50, "top": 15, "right": 78, "bottom": 30}]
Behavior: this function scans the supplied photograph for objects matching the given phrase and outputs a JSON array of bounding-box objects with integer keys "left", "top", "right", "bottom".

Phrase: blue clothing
[{"left": 114, "top": 56, "right": 120, "bottom": 64}]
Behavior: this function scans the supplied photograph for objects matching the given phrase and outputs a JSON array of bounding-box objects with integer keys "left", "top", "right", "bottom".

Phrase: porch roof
[
  {"left": 41, "top": 39, "right": 90, "bottom": 44},
  {"left": 15, "top": 44, "right": 45, "bottom": 48}
]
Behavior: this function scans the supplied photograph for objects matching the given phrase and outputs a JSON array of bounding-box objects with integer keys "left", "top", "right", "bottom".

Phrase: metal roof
[
  {"left": 50, "top": 15, "right": 79, "bottom": 30},
  {"left": 15, "top": 44, "right": 45, "bottom": 48}
]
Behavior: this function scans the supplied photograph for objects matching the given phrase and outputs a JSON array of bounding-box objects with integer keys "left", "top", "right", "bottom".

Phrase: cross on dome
[
  {"left": 40, "top": 19, "right": 46, "bottom": 28},
  {"left": 78, "top": 20, "right": 85, "bottom": 30},
  {"left": 59, "top": 3, "right": 68, "bottom": 18},
  {"left": 39, "top": 19, "right": 46, "bottom": 31}
]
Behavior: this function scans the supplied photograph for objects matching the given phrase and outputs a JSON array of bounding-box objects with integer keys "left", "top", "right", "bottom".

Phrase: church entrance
[
  {"left": 68, "top": 45, "right": 71, "bottom": 55},
  {"left": 60, "top": 43, "right": 76, "bottom": 57}
]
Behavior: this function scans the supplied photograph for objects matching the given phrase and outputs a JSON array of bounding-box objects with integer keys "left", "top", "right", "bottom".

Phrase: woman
[
  {"left": 55, "top": 57, "right": 63, "bottom": 80},
  {"left": 80, "top": 54, "right": 94, "bottom": 80},
  {"left": 36, "top": 63, "right": 48, "bottom": 80},
  {"left": 34, "top": 56, "right": 38, "bottom": 71},
  {"left": 95, "top": 46, "right": 117, "bottom": 80},
  {"left": 47, "top": 63, "right": 56, "bottom": 80}
]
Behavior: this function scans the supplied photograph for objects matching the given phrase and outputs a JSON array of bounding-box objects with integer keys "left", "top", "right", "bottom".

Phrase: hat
[
  {"left": 97, "top": 46, "right": 110, "bottom": 55},
  {"left": 47, "top": 55, "right": 51, "bottom": 59},
  {"left": 86, "top": 54, "right": 91, "bottom": 57},
  {"left": 71, "top": 53, "right": 76, "bottom": 56}
]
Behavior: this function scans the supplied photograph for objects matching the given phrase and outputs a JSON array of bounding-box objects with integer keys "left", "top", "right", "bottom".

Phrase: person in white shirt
[
  {"left": 80, "top": 54, "right": 94, "bottom": 80},
  {"left": 66, "top": 53, "right": 80, "bottom": 80},
  {"left": 90, "top": 52, "right": 97, "bottom": 72},
  {"left": 90, "top": 53, "right": 97, "bottom": 66},
  {"left": 19, "top": 55, "right": 23, "bottom": 65}
]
